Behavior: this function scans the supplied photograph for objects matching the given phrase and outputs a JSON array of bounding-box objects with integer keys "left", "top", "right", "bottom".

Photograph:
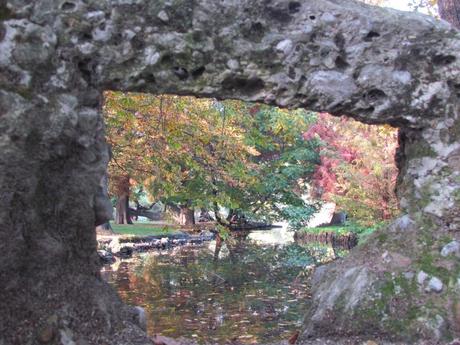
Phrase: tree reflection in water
[{"left": 103, "top": 233, "right": 350, "bottom": 344}]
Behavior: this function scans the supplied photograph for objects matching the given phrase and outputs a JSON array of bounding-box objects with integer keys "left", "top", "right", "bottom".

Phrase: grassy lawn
[
  {"left": 299, "top": 223, "right": 386, "bottom": 244},
  {"left": 110, "top": 222, "right": 177, "bottom": 236},
  {"left": 300, "top": 225, "right": 355, "bottom": 236}
]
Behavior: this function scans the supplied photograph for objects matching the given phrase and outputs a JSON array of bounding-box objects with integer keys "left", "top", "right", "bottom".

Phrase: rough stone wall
[{"left": 0, "top": 0, "right": 459, "bottom": 343}]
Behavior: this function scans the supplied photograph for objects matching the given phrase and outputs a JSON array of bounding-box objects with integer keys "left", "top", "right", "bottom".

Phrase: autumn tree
[
  {"left": 204, "top": 102, "right": 320, "bottom": 230},
  {"left": 304, "top": 113, "right": 399, "bottom": 225},
  {"left": 105, "top": 93, "right": 320, "bottom": 229},
  {"left": 104, "top": 92, "right": 190, "bottom": 224},
  {"left": 143, "top": 99, "right": 320, "bottom": 229},
  {"left": 141, "top": 96, "right": 253, "bottom": 226},
  {"left": 104, "top": 93, "right": 261, "bottom": 225}
]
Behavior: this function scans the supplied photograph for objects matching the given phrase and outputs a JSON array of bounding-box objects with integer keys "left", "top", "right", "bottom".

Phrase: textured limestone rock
[
  {"left": 0, "top": 0, "right": 459, "bottom": 343},
  {"left": 426, "top": 276, "right": 443, "bottom": 293},
  {"left": 417, "top": 270, "right": 429, "bottom": 285},
  {"left": 440, "top": 240, "right": 460, "bottom": 257}
]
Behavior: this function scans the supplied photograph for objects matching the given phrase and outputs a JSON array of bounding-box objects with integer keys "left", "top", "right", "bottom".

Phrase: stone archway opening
[
  {"left": 99, "top": 90, "right": 403, "bottom": 344},
  {"left": 101, "top": 90, "right": 401, "bottom": 234},
  {"left": 1, "top": 0, "right": 459, "bottom": 344}
]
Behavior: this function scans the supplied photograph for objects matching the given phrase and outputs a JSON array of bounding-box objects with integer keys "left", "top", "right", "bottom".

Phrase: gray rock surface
[
  {"left": 133, "top": 306, "right": 147, "bottom": 331},
  {"left": 417, "top": 270, "right": 429, "bottom": 285},
  {"left": 426, "top": 277, "right": 444, "bottom": 293},
  {"left": 0, "top": 0, "right": 460, "bottom": 344},
  {"left": 440, "top": 240, "right": 460, "bottom": 257}
]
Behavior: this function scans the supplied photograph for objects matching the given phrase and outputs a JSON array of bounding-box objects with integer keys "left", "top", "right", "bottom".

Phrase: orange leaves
[
  {"left": 245, "top": 145, "right": 261, "bottom": 156},
  {"left": 307, "top": 113, "right": 400, "bottom": 223},
  {"left": 103, "top": 92, "right": 257, "bottom": 202}
]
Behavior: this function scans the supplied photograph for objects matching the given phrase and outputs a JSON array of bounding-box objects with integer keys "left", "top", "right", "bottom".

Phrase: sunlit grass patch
[
  {"left": 110, "top": 222, "right": 177, "bottom": 236},
  {"left": 299, "top": 222, "right": 387, "bottom": 244},
  {"left": 300, "top": 225, "right": 354, "bottom": 236}
]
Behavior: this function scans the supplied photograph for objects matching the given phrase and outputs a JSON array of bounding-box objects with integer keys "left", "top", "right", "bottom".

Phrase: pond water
[{"left": 101, "top": 227, "right": 351, "bottom": 344}]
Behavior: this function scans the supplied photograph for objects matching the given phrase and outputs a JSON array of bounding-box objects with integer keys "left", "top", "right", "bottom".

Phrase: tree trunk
[
  {"left": 166, "top": 204, "right": 181, "bottom": 223},
  {"left": 438, "top": 0, "right": 460, "bottom": 29},
  {"left": 167, "top": 203, "right": 195, "bottom": 226},
  {"left": 116, "top": 194, "right": 132, "bottom": 224},
  {"left": 213, "top": 233, "right": 223, "bottom": 261},
  {"left": 114, "top": 175, "right": 132, "bottom": 224},
  {"left": 179, "top": 205, "right": 195, "bottom": 226}
]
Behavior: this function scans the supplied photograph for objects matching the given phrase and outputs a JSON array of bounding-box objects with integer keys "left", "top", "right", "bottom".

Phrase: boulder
[
  {"left": 441, "top": 241, "right": 460, "bottom": 257},
  {"left": 133, "top": 306, "right": 147, "bottom": 331},
  {"left": 118, "top": 246, "right": 133, "bottom": 259},
  {"left": 426, "top": 277, "right": 443, "bottom": 293},
  {"left": 97, "top": 250, "right": 115, "bottom": 264}
]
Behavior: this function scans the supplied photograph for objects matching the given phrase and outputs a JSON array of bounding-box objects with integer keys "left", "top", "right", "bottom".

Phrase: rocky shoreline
[{"left": 97, "top": 231, "right": 216, "bottom": 263}]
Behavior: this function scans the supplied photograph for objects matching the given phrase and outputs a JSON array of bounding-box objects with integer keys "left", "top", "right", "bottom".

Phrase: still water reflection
[{"left": 102, "top": 228, "right": 350, "bottom": 344}]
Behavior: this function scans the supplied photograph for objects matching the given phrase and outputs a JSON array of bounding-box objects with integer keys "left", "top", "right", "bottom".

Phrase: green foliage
[
  {"left": 0, "top": 4, "right": 13, "bottom": 21},
  {"left": 111, "top": 222, "right": 176, "bottom": 236},
  {"left": 216, "top": 224, "right": 230, "bottom": 240},
  {"left": 105, "top": 93, "right": 320, "bottom": 229},
  {"left": 276, "top": 244, "right": 315, "bottom": 267},
  {"left": 300, "top": 225, "right": 355, "bottom": 236},
  {"left": 299, "top": 222, "right": 386, "bottom": 243},
  {"left": 218, "top": 104, "right": 320, "bottom": 227},
  {"left": 280, "top": 205, "right": 318, "bottom": 230}
]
